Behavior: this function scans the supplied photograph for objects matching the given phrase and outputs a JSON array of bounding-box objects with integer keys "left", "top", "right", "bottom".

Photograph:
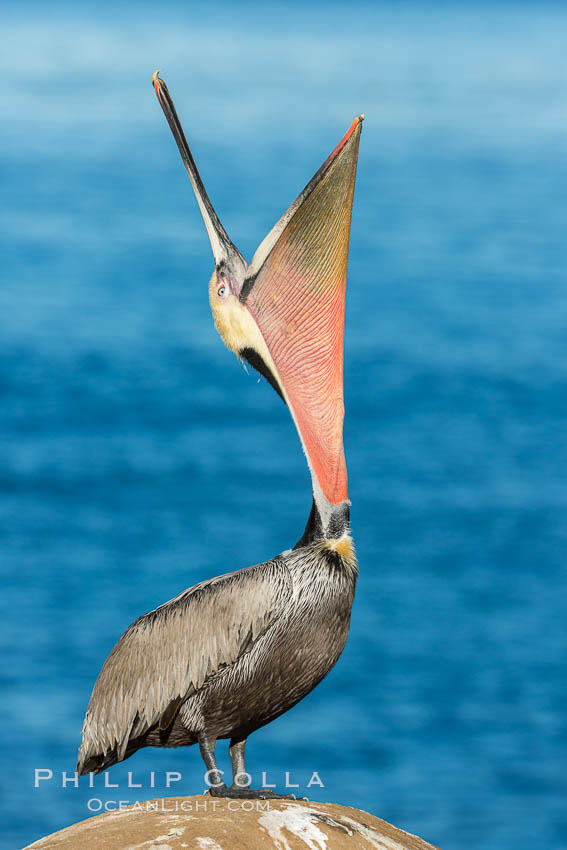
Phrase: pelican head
[{"left": 153, "top": 71, "right": 363, "bottom": 533}]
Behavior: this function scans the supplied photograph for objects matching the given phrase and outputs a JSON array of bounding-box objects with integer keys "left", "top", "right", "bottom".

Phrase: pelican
[{"left": 77, "top": 72, "right": 363, "bottom": 798}]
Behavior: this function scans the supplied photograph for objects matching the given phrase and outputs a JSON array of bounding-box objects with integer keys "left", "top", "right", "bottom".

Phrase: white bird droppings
[
  {"left": 258, "top": 805, "right": 331, "bottom": 850},
  {"left": 195, "top": 838, "right": 224, "bottom": 850},
  {"left": 336, "top": 814, "right": 408, "bottom": 849},
  {"left": 258, "top": 803, "right": 410, "bottom": 850}
]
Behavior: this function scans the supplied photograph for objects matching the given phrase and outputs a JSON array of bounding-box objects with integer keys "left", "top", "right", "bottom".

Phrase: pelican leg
[
  {"left": 205, "top": 736, "right": 298, "bottom": 800},
  {"left": 229, "top": 738, "right": 248, "bottom": 789},
  {"left": 198, "top": 732, "right": 226, "bottom": 792}
]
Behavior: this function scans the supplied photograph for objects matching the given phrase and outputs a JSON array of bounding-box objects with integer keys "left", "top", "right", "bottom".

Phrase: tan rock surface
[{"left": 24, "top": 795, "right": 439, "bottom": 850}]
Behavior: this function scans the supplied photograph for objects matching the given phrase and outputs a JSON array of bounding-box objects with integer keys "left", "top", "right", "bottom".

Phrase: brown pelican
[{"left": 77, "top": 71, "right": 363, "bottom": 798}]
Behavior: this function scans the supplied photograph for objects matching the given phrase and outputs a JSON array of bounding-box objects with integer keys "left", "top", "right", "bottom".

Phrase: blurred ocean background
[{"left": 1, "top": 1, "right": 566, "bottom": 848}]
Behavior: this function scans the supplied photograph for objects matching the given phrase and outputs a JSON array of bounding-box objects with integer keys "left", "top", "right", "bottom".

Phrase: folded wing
[{"left": 77, "top": 560, "right": 292, "bottom": 771}]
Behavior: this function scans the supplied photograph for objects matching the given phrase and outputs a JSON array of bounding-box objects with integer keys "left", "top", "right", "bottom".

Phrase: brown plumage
[
  {"left": 77, "top": 73, "right": 362, "bottom": 797},
  {"left": 78, "top": 542, "right": 357, "bottom": 778}
]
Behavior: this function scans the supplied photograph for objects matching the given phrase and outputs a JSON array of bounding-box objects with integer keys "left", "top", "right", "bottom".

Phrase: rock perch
[{"left": 24, "top": 795, "right": 439, "bottom": 849}]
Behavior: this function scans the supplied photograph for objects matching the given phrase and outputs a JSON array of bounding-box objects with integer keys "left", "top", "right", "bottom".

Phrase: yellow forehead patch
[{"left": 209, "top": 270, "right": 278, "bottom": 365}]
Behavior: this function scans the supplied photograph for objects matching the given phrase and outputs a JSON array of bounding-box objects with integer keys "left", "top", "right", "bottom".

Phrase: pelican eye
[{"left": 217, "top": 284, "right": 227, "bottom": 297}]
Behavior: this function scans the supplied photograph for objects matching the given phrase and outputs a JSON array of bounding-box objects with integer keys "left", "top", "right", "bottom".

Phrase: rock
[{"left": 24, "top": 795, "right": 439, "bottom": 849}]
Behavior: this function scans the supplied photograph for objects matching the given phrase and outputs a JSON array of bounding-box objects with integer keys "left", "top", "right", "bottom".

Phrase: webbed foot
[{"left": 207, "top": 783, "right": 300, "bottom": 800}]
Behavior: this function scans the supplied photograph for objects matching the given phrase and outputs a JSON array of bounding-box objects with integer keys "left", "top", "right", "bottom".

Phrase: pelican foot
[{"left": 208, "top": 783, "right": 300, "bottom": 800}]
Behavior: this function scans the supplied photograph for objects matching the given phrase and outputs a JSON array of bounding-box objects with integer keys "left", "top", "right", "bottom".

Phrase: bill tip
[{"left": 152, "top": 69, "right": 161, "bottom": 85}]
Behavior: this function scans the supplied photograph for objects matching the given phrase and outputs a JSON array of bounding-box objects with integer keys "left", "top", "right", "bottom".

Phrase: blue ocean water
[{"left": 1, "top": 2, "right": 566, "bottom": 848}]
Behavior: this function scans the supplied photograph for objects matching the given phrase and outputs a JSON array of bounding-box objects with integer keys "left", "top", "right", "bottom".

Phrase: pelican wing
[{"left": 78, "top": 559, "right": 291, "bottom": 770}]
